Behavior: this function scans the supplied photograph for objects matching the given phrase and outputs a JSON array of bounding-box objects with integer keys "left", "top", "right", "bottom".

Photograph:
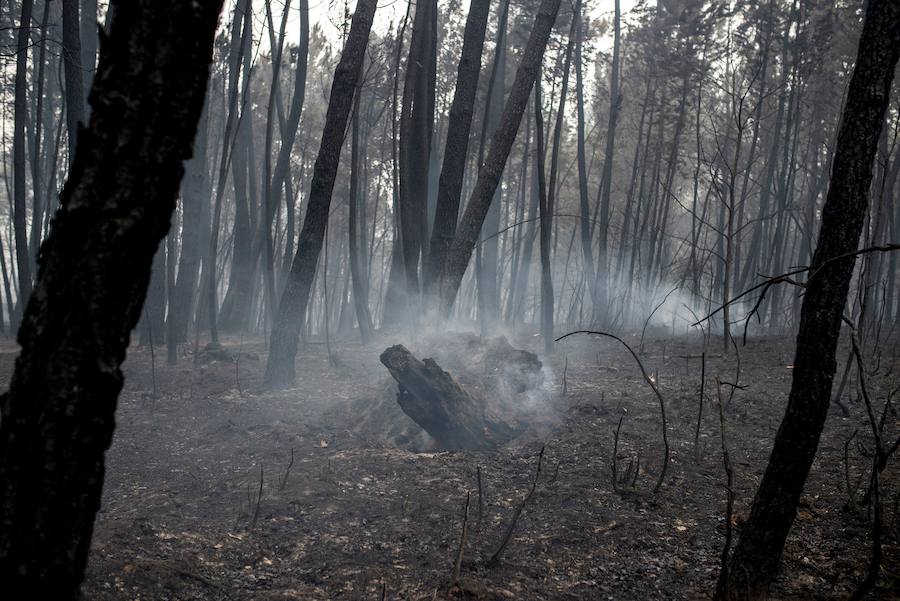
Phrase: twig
[
  {"left": 236, "top": 328, "right": 245, "bottom": 396},
  {"left": 844, "top": 430, "right": 859, "bottom": 507},
  {"left": 694, "top": 244, "right": 900, "bottom": 330},
  {"left": 476, "top": 466, "right": 484, "bottom": 528},
  {"left": 844, "top": 319, "right": 889, "bottom": 599},
  {"left": 713, "top": 378, "right": 735, "bottom": 600},
  {"left": 487, "top": 446, "right": 544, "bottom": 567},
  {"left": 694, "top": 351, "right": 706, "bottom": 462},
  {"left": 280, "top": 448, "right": 294, "bottom": 491},
  {"left": 611, "top": 414, "right": 624, "bottom": 490},
  {"left": 251, "top": 463, "right": 264, "bottom": 528},
  {"left": 562, "top": 355, "right": 568, "bottom": 395},
  {"left": 556, "top": 331, "right": 670, "bottom": 493},
  {"left": 640, "top": 285, "right": 679, "bottom": 354},
  {"left": 144, "top": 306, "right": 158, "bottom": 401},
  {"left": 452, "top": 491, "right": 470, "bottom": 583}
]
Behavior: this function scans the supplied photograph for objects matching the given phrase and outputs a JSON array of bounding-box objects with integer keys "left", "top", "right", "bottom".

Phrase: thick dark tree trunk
[
  {"left": 0, "top": 0, "right": 222, "bottom": 596},
  {"left": 264, "top": 0, "right": 377, "bottom": 388},
  {"left": 396, "top": 0, "right": 437, "bottom": 313},
  {"left": 437, "top": 0, "right": 562, "bottom": 314},
  {"left": 423, "top": 0, "right": 491, "bottom": 296},
  {"left": 717, "top": 1, "right": 900, "bottom": 598}
]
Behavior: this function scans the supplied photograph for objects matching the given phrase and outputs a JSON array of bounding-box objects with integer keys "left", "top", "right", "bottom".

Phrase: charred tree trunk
[
  {"left": 423, "top": 0, "right": 491, "bottom": 296},
  {"left": 594, "top": 0, "right": 620, "bottom": 325},
  {"left": 0, "top": 0, "right": 222, "bottom": 595},
  {"left": 12, "top": 0, "right": 35, "bottom": 324},
  {"left": 264, "top": 0, "right": 377, "bottom": 388},
  {"left": 475, "top": 0, "right": 509, "bottom": 329},
  {"left": 168, "top": 99, "right": 210, "bottom": 346},
  {"left": 396, "top": 0, "right": 437, "bottom": 314},
  {"left": 62, "top": 0, "right": 85, "bottom": 159},
  {"left": 438, "top": 0, "right": 562, "bottom": 315},
  {"left": 349, "top": 92, "right": 373, "bottom": 343},
  {"left": 717, "top": 1, "right": 900, "bottom": 598}
]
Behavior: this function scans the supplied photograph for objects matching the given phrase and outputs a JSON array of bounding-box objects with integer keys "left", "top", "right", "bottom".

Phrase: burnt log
[{"left": 380, "top": 344, "right": 520, "bottom": 450}]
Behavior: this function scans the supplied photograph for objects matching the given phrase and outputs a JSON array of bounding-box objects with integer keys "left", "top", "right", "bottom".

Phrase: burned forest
[{"left": 0, "top": 0, "right": 898, "bottom": 599}]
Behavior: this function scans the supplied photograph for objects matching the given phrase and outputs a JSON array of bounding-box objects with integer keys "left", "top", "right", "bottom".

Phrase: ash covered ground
[{"left": 0, "top": 330, "right": 891, "bottom": 599}]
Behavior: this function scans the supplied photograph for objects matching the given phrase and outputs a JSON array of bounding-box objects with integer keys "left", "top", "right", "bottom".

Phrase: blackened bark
[
  {"left": 139, "top": 244, "right": 166, "bottom": 346},
  {"left": 476, "top": 0, "right": 509, "bottom": 327},
  {"left": 594, "top": 0, "right": 620, "bottom": 324},
  {"left": 397, "top": 0, "right": 437, "bottom": 308},
  {"left": 62, "top": 0, "right": 85, "bottom": 159},
  {"left": 380, "top": 345, "right": 520, "bottom": 450},
  {"left": 80, "top": 0, "right": 98, "bottom": 99},
  {"left": 718, "top": 1, "right": 900, "bottom": 598},
  {"left": 168, "top": 100, "right": 211, "bottom": 345},
  {"left": 437, "top": 0, "right": 562, "bottom": 315},
  {"left": 534, "top": 83, "right": 551, "bottom": 353},
  {"left": 265, "top": 0, "right": 377, "bottom": 388},
  {"left": 574, "top": 1, "right": 594, "bottom": 321},
  {"left": 423, "top": 0, "right": 491, "bottom": 296},
  {"left": 12, "top": 0, "right": 35, "bottom": 322},
  {"left": 0, "top": 0, "right": 222, "bottom": 596},
  {"left": 349, "top": 92, "right": 373, "bottom": 343}
]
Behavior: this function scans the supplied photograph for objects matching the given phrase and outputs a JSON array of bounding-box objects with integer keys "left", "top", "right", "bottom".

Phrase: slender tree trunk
[
  {"left": 12, "top": 0, "right": 35, "bottom": 325},
  {"left": 62, "top": 0, "right": 85, "bottom": 160},
  {"left": 265, "top": 0, "right": 377, "bottom": 388},
  {"left": 476, "top": 0, "right": 509, "bottom": 328},
  {"left": 534, "top": 84, "right": 552, "bottom": 354},
  {"left": 574, "top": 0, "right": 594, "bottom": 324},
  {"left": 169, "top": 99, "right": 210, "bottom": 345},
  {"left": 80, "top": 0, "right": 98, "bottom": 99},
  {"left": 594, "top": 0, "right": 620, "bottom": 325},
  {"left": 349, "top": 91, "right": 373, "bottom": 342}
]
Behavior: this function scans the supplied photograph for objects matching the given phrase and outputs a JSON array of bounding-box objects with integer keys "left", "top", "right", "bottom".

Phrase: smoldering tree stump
[{"left": 380, "top": 345, "right": 520, "bottom": 450}]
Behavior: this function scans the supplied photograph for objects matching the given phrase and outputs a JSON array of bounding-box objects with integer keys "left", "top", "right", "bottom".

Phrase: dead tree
[
  {"left": 62, "top": 0, "right": 86, "bottom": 159},
  {"left": 717, "top": 1, "right": 900, "bottom": 598},
  {"left": 437, "top": 0, "right": 563, "bottom": 315},
  {"left": 265, "top": 0, "right": 378, "bottom": 388},
  {"left": 0, "top": 0, "right": 223, "bottom": 596},
  {"left": 12, "top": 0, "right": 35, "bottom": 323},
  {"left": 423, "top": 0, "right": 492, "bottom": 295}
]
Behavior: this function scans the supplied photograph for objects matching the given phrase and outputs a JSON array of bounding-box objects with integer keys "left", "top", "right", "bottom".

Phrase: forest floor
[{"left": 3, "top": 326, "right": 896, "bottom": 600}]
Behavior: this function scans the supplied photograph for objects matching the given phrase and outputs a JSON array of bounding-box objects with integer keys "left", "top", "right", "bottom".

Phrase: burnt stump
[{"left": 379, "top": 344, "right": 521, "bottom": 450}]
